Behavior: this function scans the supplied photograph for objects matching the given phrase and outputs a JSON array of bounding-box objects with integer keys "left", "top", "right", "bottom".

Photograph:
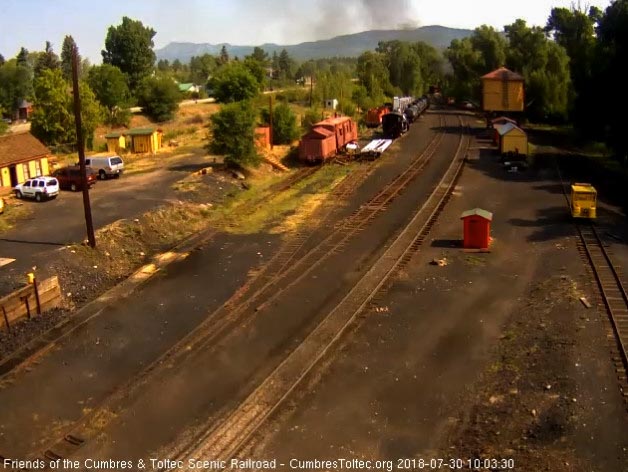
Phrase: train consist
[
  {"left": 298, "top": 116, "right": 358, "bottom": 163},
  {"left": 297, "top": 95, "right": 428, "bottom": 163},
  {"left": 382, "top": 96, "right": 429, "bottom": 139}
]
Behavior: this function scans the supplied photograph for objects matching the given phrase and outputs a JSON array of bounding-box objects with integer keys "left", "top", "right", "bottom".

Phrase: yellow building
[
  {"left": 127, "top": 128, "right": 163, "bottom": 154},
  {"left": 0, "top": 132, "right": 51, "bottom": 188},
  {"left": 497, "top": 122, "right": 528, "bottom": 155},
  {"left": 481, "top": 67, "right": 525, "bottom": 112},
  {"left": 104, "top": 131, "right": 127, "bottom": 153}
]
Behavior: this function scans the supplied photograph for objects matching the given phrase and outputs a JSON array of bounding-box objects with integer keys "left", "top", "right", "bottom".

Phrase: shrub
[
  {"left": 136, "top": 75, "right": 180, "bottom": 122},
  {"left": 208, "top": 101, "right": 260, "bottom": 167},
  {"left": 301, "top": 108, "right": 322, "bottom": 131},
  {"left": 260, "top": 102, "right": 299, "bottom": 145}
]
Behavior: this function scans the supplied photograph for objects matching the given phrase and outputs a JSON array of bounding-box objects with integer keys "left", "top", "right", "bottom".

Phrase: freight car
[
  {"left": 393, "top": 96, "right": 413, "bottom": 113},
  {"left": 298, "top": 116, "right": 358, "bottom": 163},
  {"left": 382, "top": 111, "right": 409, "bottom": 139},
  {"left": 365, "top": 106, "right": 389, "bottom": 128}
]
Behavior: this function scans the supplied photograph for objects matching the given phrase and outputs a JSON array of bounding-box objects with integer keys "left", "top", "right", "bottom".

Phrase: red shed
[{"left": 461, "top": 208, "right": 493, "bottom": 249}]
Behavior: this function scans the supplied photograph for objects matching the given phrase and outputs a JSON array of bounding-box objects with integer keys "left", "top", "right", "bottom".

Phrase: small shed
[
  {"left": 491, "top": 116, "right": 518, "bottom": 143},
  {"left": 127, "top": 127, "right": 163, "bottom": 154},
  {"left": 324, "top": 99, "right": 338, "bottom": 110},
  {"left": 17, "top": 100, "right": 33, "bottom": 121},
  {"left": 481, "top": 67, "right": 524, "bottom": 112},
  {"left": 497, "top": 122, "right": 528, "bottom": 155},
  {"left": 104, "top": 131, "right": 127, "bottom": 153},
  {"left": 461, "top": 208, "right": 493, "bottom": 250},
  {"left": 255, "top": 127, "right": 271, "bottom": 150}
]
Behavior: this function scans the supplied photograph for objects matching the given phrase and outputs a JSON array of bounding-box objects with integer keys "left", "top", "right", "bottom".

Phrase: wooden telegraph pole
[
  {"left": 269, "top": 95, "right": 274, "bottom": 150},
  {"left": 71, "top": 45, "right": 96, "bottom": 248}
]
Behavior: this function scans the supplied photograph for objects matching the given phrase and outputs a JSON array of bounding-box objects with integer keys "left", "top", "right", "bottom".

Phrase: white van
[{"left": 84, "top": 155, "right": 125, "bottom": 179}]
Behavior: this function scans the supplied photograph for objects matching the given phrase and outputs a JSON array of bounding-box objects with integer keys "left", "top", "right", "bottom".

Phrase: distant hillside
[{"left": 155, "top": 25, "right": 472, "bottom": 62}]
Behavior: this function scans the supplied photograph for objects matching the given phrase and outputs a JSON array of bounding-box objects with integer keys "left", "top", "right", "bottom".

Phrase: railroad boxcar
[
  {"left": 314, "top": 116, "right": 358, "bottom": 149},
  {"left": 382, "top": 112, "right": 408, "bottom": 139},
  {"left": 404, "top": 105, "right": 419, "bottom": 123},
  {"left": 365, "top": 106, "right": 389, "bottom": 128},
  {"left": 298, "top": 116, "right": 358, "bottom": 163},
  {"left": 571, "top": 183, "right": 597, "bottom": 219}
]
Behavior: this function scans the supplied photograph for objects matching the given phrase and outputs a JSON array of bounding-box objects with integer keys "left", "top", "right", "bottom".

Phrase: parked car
[
  {"left": 13, "top": 177, "right": 60, "bottom": 201},
  {"left": 52, "top": 165, "right": 97, "bottom": 191},
  {"left": 84, "top": 155, "right": 124, "bottom": 179}
]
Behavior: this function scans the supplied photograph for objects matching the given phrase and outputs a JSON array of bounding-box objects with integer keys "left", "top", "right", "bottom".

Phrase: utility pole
[
  {"left": 309, "top": 75, "right": 313, "bottom": 108},
  {"left": 71, "top": 45, "right": 96, "bottom": 248},
  {"left": 269, "top": 95, "right": 274, "bottom": 150}
]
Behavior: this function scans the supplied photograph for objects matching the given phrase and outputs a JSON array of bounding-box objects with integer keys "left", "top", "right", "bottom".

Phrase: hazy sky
[{"left": 0, "top": 0, "right": 613, "bottom": 62}]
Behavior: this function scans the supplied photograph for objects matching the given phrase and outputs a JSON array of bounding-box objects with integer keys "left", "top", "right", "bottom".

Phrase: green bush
[
  {"left": 209, "top": 62, "right": 260, "bottom": 103},
  {"left": 301, "top": 108, "right": 322, "bottom": 131},
  {"left": 260, "top": 102, "right": 300, "bottom": 145},
  {"left": 136, "top": 75, "right": 180, "bottom": 122},
  {"left": 208, "top": 101, "right": 260, "bottom": 167}
]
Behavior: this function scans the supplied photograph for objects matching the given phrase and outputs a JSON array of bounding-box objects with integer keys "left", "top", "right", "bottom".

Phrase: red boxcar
[
  {"left": 365, "top": 106, "right": 389, "bottom": 128},
  {"left": 299, "top": 116, "right": 358, "bottom": 163}
]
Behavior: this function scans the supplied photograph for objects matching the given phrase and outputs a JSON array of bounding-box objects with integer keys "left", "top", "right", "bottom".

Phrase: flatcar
[
  {"left": 571, "top": 183, "right": 597, "bottom": 219},
  {"left": 382, "top": 112, "right": 409, "bottom": 139}
]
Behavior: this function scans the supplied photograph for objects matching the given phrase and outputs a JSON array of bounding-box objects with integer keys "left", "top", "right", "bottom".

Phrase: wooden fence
[{"left": 0, "top": 276, "right": 62, "bottom": 332}]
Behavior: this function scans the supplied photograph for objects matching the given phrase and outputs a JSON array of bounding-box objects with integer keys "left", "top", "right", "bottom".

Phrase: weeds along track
[
  {"left": 555, "top": 164, "right": 628, "bottom": 411},
  {"left": 18, "top": 115, "right": 449, "bottom": 465},
  {"left": 162, "top": 115, "right": 469, "bottom": 467}
]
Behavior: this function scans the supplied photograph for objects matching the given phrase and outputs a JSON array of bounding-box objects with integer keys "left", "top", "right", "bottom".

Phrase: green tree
[
  {"left": 546, "top": 5, "right": 601, "bottom": 132},
  {"left": 34, "top": 41, "right": 60, "bottom": 78},
  {"left": 0, "top": 53, "right": 5, "bottom": 67},
  {"left": 102, "top": 16, "right": 156, "bottom": 89},
  {"left": 278, "top": 49, "right": 295, "bottom": 80},
  {"left": 157, "top": 59, "right": 170, "bottom": 72},
  {"left": 208, "top": 100, "right": 259, "bottom": 167},
  {"left": 444, "top": 26, "right": 506, "bottom": 101},
  {"left": 209, "top": 62, "right": 260, "bottom": 102},
  {"left": 30, "top": 69, "right": 103, "bottom": 148},
  {"left": 30, "top": 68, "right": 74, "bottom": 145},
  {"left": 87, "top": 64, "right": 131, "bottom": 125},
  {"left": 189, "top": 54, "right": 217, "bottom": 84},
  {"left": 250, "top": 47, "right": 269, "bottom": 65},
  {"left": 219, "top": 45, "right": 229, "bottom": 65},
  {"left": 16, "top": 47, "right": 29, "bottom": 66},
  {"left": 243, "top": 56, "right": 266, "bottom": 87},
  {"left": 505, "top": 19, "right": 571, "bottom": 120},
  {"left": 261, "top": 102, "right": 299, "bottom": 144},
  {"left": 0, "top": 59, "right": 34, "bottom": 116},
  {"left": 136, "top": 75, "right": 180, "bottom": 122},
  {"left": 60, "top": 35, "right": 78, "bottom": 81},
  {"left": 595, "top": 0, "right": 628, "bottom": 161},
  {"left": 356, "top": 51, "right": 390, "bottom": 102}
]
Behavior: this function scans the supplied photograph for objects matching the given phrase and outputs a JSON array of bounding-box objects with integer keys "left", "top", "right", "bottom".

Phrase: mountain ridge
[{"left": 155, "top": 25, "right": 472, "bottom": 62}]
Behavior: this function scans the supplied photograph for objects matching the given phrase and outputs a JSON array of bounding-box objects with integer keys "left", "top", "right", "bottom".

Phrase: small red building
[{"left": 461, "top": 208, "right": 493, "bottom": 249}]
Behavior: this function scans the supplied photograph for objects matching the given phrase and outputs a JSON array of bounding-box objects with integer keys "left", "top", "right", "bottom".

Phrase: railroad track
[
  {"left": 160, "top": 115, "right": 469, "bottom": 468},
  {"left": 11, "top": 114, "right": 450, "bottom": 467},
  {"left": 576, "top": 225, "right": 628, "bottom": 402},
  {"left": 555, "top": 163, "right": 628, "bottom": 408}
]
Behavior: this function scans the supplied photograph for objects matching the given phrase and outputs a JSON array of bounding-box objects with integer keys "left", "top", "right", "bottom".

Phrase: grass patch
[
  {"left": 163, "top": 126, "right": 198, "bottom": 141},
  {"left": 203, "top": 164, "right": 350, "bottom": 234},
  {"left": 0, "top": 199, "right": 33, "bottom": 233}
]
